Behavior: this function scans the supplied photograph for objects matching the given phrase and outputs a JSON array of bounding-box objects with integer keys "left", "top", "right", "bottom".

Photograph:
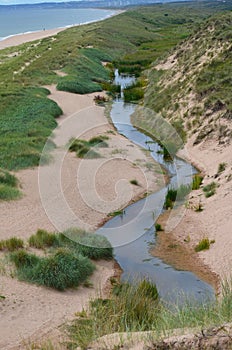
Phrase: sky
[{"left": 0, "top": 0, "right": 85, "bottom": 4}]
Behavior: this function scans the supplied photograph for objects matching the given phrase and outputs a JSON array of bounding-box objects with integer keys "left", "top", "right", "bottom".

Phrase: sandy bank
[
  {"left": 0, "top": 85, "right": 163, "bottom": 349},
  {"left": 0, "top": 28, "right": 65, "bottom": 50},
  {"left": 153, "top": 135, "right": 232, "bottom": 288}
]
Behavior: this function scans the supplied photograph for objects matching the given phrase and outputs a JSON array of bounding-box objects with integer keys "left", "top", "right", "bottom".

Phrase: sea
[{"left": 0, "top": 7, "right": 116, "bottom": 41}]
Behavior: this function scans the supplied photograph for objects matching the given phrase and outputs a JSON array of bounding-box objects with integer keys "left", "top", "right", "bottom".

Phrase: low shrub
[
  {"left": 195, "top": 238, "right": 210, "bottom": 252},
  {"left": 0, "top": 237, "right": 24, "bottom": 251},
  {"left": 28, "top": 229, "right": 59, "bottom": 249},
  {"left": 11, "top": 248, "right": 95, "bottom": 291}
]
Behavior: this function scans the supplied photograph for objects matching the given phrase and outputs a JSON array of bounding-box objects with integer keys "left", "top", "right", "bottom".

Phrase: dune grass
[
  {"left": 67, "top": 279, "right": 159, "bottom": 348},
  {"left": 164, "top": 184, "right": 191, "bottom": 209},
  {"left": 0, "top": 237, "right": 24, "bottom": 251},
  {"left": 10, "top": 248, "right": 95, "bottom": 291},
  {"left": 69, "top": 135, "right": 109, "bottom": 159},
  {"left": 67, "top": 278, "right": 232, "bottom": 349},
  {"left": 7, "top": 228, "right": 113, "bottom": 290},
  {"left": 0, "top": 168, "right": 21, "bottom": 200},
  {"left": 1, "top": 2, "right": 227, "bottom": 171}
]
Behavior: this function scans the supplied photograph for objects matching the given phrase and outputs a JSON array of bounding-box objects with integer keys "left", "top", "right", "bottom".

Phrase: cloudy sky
[{"left": 0, "top": 0, "right": 84, "bottom": 4}]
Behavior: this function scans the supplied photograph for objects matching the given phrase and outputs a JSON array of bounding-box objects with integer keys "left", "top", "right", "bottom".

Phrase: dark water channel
[{"left": 97, "top": 70, "right": 214, "bottom": 304}]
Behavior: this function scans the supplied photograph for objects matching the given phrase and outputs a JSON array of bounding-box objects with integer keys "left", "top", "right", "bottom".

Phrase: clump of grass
[
  {"left": 130, "top": 179, "right": 139, "bottom": 186},
  {"left": 203, "top": 182, "right": 217, "bottom": 198},
  {"left": 67, "top": 279, "right": 159, "bottom": 348},
  {"left": 60, "top": 228, "right": 113, "bottom": 261},
  {"left": 69, "top": 135, "right": 108, "bottom": 159},
  {"left": 155, "top": 223, "right": 163, "bottom": 232},
  {"left": 164, "top": 184, "right": 191, "bottom": 209},
  {"left": 107, "top": 210, "right": 124, "bottom": 217},
  {"left": 0, "top": 237, "right": 24, "bottom": 252},
  {"left": 10, "top": 248, "right": 95, "bottom": 291},
  {"left": 0, "top": 168, "right": 21, "bottom": 200},
  {"left": 217, "top": 162, "right": 227, "bottom": 173},
  {"left": 28, "top": 229, "right": 59, "bottom": 249},
  {"left": 194, "top": 237, "right": 210, "bottom": 252},
  {"left": 192, "top": 174, "right": 203, "bottom": 190}
]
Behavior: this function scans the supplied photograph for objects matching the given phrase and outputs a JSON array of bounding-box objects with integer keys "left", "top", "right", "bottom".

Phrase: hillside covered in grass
[
  {"left": 133, "top": 9, "right": 232, "bottom": 149},
  {"left": 0, "top": 1, "right": 230, "bottom": 171}
]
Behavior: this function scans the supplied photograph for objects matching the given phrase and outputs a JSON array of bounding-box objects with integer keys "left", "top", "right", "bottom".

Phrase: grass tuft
[
  {"left": 28, "top": 229, "right": 59, "bottom": 249},
  {"left": 0, "top": 237, "right": 24, "bottom": 252},
  {"left": 195, "top": 238, "right": 210, "bottom": 252}
]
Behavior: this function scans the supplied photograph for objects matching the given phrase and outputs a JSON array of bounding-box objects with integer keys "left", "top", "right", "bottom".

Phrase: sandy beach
[
  {"left": 0, "top": 28, "right": 66, "bottom": 50},
  {"left": 0, "top": 50, "right": 163, "bottom": 349}
]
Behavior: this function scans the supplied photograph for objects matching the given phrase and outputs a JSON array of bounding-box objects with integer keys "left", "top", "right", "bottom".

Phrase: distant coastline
[
  {"left": 0, "top": 7, "right": 118, "bottom": 43},
  {"left": 0, "top": 9, "right": 121, "bottom": 49}
]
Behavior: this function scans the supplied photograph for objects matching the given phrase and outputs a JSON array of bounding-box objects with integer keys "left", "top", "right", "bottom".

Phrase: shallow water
[{"left": 97, "top": 72, "right": 215, "bottom": 304}]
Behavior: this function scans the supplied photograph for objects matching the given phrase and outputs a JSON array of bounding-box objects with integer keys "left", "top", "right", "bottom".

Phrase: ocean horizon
[{"left": 0, "top": 7, "right": 116, "bottom": 41}]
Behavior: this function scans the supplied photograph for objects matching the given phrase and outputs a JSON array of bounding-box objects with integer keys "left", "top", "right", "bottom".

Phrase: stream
[{"left": 97, "top": 71, "right": 214, "bottom": 304}]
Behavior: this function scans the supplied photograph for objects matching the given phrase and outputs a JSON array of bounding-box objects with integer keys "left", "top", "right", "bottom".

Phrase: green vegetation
[
  {"left": 192, "top": 174, "right": 203, "bottom": 190},
  {"left": 195, "top": 238, "right": 211, "bottom": 252},
  {"left": 0, "top": 168, "right": 21, "bottom": 200},
  {"left": 28, "top": 229, "right": 59, "bottom": 249},
  {"left": 155, "top": 223, "right": 163, "bottom": 232},
  {"left": 203, "top": 181, "right": 217, "bottom": 198},
  {"left": 67, "top": 279, "right": 159, "bottom": 348},
  {"left": 1, "top": 2, "right": 229, "bottom": 171},
  {"left": 107, "top": 209, "right": 124, "bottom": 217},
  {"left": 69, "top": 135, "right": 108, "bottom": 159},
  {"left": 67, "top": 279, "right": 232, "bottom": 349},
  {"left": 218, "top": 162, "right": 227, "bottom": 174},
  {"left": 164, "top": 184, "right": 191, "bottom": 209},
  {"left": 130, "top": 179, "right": 139, "bottom": 186},
  {"left": 0, "top": 228, "right": 113, "bottom": 290},
  {"left": 10, "top": 248, "right": 95, "bottom": 291},
  {"left": 0, "top": 237, "right": 24, "bottom": 251},
  {"left": 123, "top": 81, "right": 145, "bottom": 103}
]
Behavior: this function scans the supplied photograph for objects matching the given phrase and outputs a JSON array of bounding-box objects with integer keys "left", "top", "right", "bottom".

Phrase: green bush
[
  {"left": 28, "top": 229, "right": 59, "bottom": 249},
  {"left": 11, "top": 248, "right": 95, "bottom": 291},
  {"left": 0, "top": 237, "right": 24, "bottom": 252},
  {"left": 195, "top": 238, "right": 210, "bottom": 252}
]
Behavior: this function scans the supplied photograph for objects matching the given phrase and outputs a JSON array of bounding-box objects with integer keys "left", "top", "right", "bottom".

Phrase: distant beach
[{"left": 0, "top": 7, "right": 118, "bottom": 49}]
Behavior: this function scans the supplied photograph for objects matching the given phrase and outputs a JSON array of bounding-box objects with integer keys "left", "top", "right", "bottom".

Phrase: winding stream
[{"left": 97, "top": 71, "right": 214, "bottom": 304}]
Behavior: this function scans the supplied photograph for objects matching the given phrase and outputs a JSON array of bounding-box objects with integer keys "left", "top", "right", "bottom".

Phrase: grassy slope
[
  {"left": 0, "top": 1, "right": 225, "bottom": 170},
  {"left": 134, "top": 6, "right": 232, "bottom": 148}
]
